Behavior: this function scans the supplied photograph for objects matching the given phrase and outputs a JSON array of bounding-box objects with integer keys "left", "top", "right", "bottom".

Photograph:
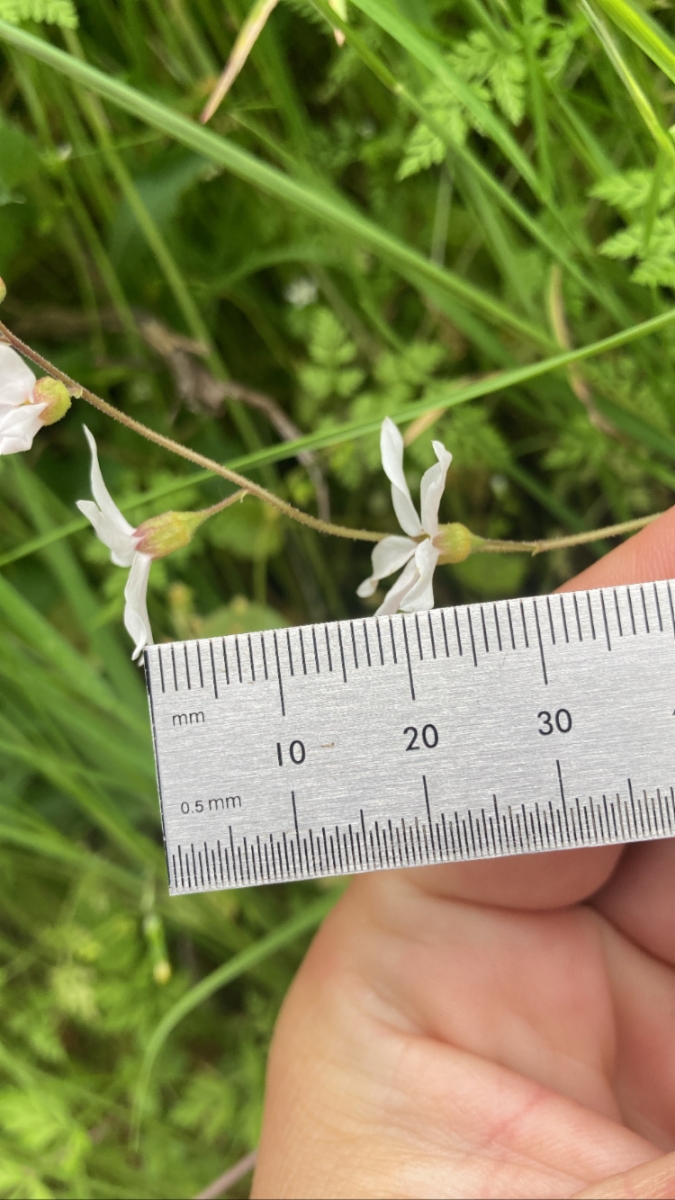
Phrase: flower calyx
[
  {"left": 433, "top": 522, "right": 484, "bottom": 564},
  {"left": 133, "top": 509, "right": 207, "bottom": 559},
  {"left": 32, "top": 377, "right": 72, "bottom": 426}
]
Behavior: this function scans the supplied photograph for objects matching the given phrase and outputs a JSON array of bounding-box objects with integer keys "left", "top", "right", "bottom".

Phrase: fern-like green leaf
[
  {"left": 489, "top": 52, "right": 526, "bottom": 125},
  {"left": 0, "top": 0, "right": 78, "bottom": 27},
  {"left": 591, "top": 168, "right": 675, "bottom": 212}
]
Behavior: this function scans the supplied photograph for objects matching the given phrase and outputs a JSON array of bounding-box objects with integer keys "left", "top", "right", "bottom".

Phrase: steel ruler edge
[{"left": 144, "top": 578, "right": 675, "bottom": 896}]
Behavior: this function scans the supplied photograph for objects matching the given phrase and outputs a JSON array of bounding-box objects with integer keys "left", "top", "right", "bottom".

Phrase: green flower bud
[
  {"left": 433, "top": 522, "right": 483, "bottom": 564},
  {"left": 33, "top": 377, "right": 72, "bottom": 426},
  {"left": 0, "top": 277, "right": 6, "bottom": 305},
  {"left": 134, "top": 509, "right": 205, "bottom": 559}
]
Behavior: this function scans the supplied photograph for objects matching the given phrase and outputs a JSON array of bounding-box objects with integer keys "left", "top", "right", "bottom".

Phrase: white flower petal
[
  {"left": 356, "top": 535, "right": 416, "bottom": 597},
  {"left": 380, "top": 417, "right": 422, "bottom": 538},
  {"left": 420, "top": 440, "right": 452, "bottom": 537},
  {"left": 375, "top": 556, "right": 420, "bottom": 617},
  {"left": 124, "top": 552, "right": 153, "bottom": 661},
  {"left": 0, "top": 345, "right": 36, "bottom": 409},
  {"left": 0, "top": 402, "right": 47, "bottom": 454},
  {"left": 82, "top": 425, "right": 136, "bottom": 541},
  {"left": 400, "top": 539, "right": 440, "bottom": 612},
  {"left": 76, "top": 500, "right": 137, "bottom": 567}
]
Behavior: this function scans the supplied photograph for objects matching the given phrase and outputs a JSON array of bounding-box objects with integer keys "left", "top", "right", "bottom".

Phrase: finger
[
  {"left": 408, "top": 505, "right": 675, "bottom": 910},
  {"left": 574, "top": 1149, "right": 675, "bottom": 1198},
  {"left": 407, "top": 846, "right": 621, "bottom": 910},
  {"left": 594, "top": 839, "right": 675, "bottom": 966}
]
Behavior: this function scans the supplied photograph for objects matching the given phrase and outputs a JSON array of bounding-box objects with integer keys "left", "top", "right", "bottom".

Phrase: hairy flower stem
[
  {"left": 472, "top": 514, "right": 660, "bottom": 557},
  {"left": 0, "top": 320, "right": 384, "bottom": 544}
]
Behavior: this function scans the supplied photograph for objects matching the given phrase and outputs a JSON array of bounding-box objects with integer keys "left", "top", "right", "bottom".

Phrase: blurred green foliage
[{"left": 2, "top": 0, "right": 675, "bottom": 1193}]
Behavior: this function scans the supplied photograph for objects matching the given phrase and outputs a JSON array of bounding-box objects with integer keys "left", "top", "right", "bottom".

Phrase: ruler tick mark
[
  {"left": 171, "top": 645, "right": 179, "bottom": 691},
  {"left": 272, "top": 631, "right": 285, "bottom": 716},
  {"left": 324, "top": 626, "right": 333, "bottom": 672},
  {"left": 427, "top": 612, "right": 437, "bottom": 659},
  {"left": 440, "top": 611, "right": 450, "bottom": 657},
  {"left": 222, "top": 640, "right": 230, "bottom": 685},
  {"left": 586, "top": 593, "right": 596, "bottom": 640},
  {"left": 261, "top": 634, "right": 268, "bottom": 680},
  {"left": 376, "top": 620, "right": 385, "bottom": 666},
  {"left": 627, "top": 588, "right": 636, "bottom": 635},
  {"left": 640, "top": 585, "right": 650, "bottom": 633},
  {"left": 467, "top": 610, "right": 478, "bottom": 666},
  {"left": 299, "top": 629, "right": 308, "bottom": 675},
  {"left": 209, "top": 641, "right": 218, "bottom": 698},
  {"left": 654, "top": 582, "right": 663, "bottom": 631},
  {"left": 480, "top": 607, "right": 489, "bottom": 653},
  {"left": 519, "top": 601, "right": 530, "bottom": 649},
  {"left": 248, "top": 635, "right": 255, "bottom": 682},
  {"left": 423, "top": 775, "right": 435, "bottom": 854},
  {"left": 506, "top": 602, "right": 516, "bottom": 650},
  {"left": 388, "top": 618, "right": 398, "bottom": 664},
  {"left": 401, "top": 619, "right": 416, "bottom": 699},
  {"left": 533, "top": 600, "right": 548, "bottom": 685},
  {"left": 337, "top": 625, "right": 348, "bottom": 682},
  {"left": 363, "top": 621, "right": 372, "bottom": 666},
  {"left": 312, "top": 626, "right": 320, "bottom": 673},
  {"left": 184, "top": 645, "right": 191, "bottom": 689},
  {"left": 415, "top": 613, "right": 424, "bottom": 660},
  {"left": 454, "top": 609, "right": 463, "bottom": 656},
  {"left": 157, "top": 646, "right": 166, "bottom": 693},
  {"left": 286, "top": 629, "right": 295, "bottom": 676},
  {"left": 235, "top": 639, "right": 243, "bottom": 683},
  {"left": 573, "top": 594, "right": 583, "bottom": 641},
  {"left": 614, "top": 589, "right": 623, "bottom": 637},
  {"left": 493, "top": 605, "right": 502, "bottom": 652},
  {"left": 350, "top": 622, "right": 359, "bottom": 670},
  {"left": 559, "top": 595, "right": 569, "bottom": 643},
  {"left": 196, "top": 644, "right": 204, "bottom": 687},
  {"left": 546, "top": 596, "right": 556, "bottom": 644},
  {"left": 600, "top": 592, "right": 612, "bottom": 651}
]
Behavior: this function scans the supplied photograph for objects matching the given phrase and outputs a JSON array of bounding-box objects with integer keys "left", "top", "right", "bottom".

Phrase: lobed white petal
[
  {"left": 124, "top": 552, "right": 153, "bottom": 661},
  {"left": 400, "top": 538, "right": 440, "bottom": 611},
  {"left": 375, "top": 556, "right": 420, "bottom": 617},
  {"left": 380, "top": 417, "right": 423, "bottom": 538},
  {"left": 419, "top": 440, "right": 452, "bottom": 537},
  {"left": 82, "top": 425, "right": 136, "bottom": 539},
  {"left": 76, "top": 499, "right": 137, "bottom": 567},
  {"left": 0, "top": 402, "right": 47, "bottom": 454},
  {"left": 356, "top": 534, "right": 416, "bottom": 598},
  {"left": 0, "top": 345, "right": 36, "bottom": 409}
]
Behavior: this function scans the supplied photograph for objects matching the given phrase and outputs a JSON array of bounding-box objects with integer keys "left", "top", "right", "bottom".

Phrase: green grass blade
[
  {"left": 595, "top": 0, "right": 675, "bottom": 86},
  {"left": 581, "top": 1, "right": 675, "bottom": 168},
  {"left": 133, "top": 892, "right": 336, "bottom": 1135},
  {"left": 0, "top": 573, "right": 141, "bottom": 733},
  {"left": 0, "top": 20, "right": 551, "bottom": 348}
]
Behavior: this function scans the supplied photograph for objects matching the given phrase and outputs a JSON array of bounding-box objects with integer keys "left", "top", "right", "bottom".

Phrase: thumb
[{"left": 574, "top": 1150, "right": 675, "bottom": 1199}]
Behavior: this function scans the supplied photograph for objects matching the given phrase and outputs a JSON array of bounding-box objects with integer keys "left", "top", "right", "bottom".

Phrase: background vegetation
[{"left": 1, "top": 0, "right": 675, "bottom": 1195}]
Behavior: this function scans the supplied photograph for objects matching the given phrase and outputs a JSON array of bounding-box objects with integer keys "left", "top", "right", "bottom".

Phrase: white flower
[
  {"left": 357, "top": 417, "right": 452, "bottom": 616},
  {"left": 77, "top": 427, "right": 153, "bottom": 661},
  {"left": 0, "top": 345, "right": 47, "bottom": 454}
]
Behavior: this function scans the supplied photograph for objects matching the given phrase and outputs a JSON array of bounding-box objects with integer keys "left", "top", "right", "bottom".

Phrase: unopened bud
[
  {"left": 134, "top": 509, "right": 205, "bottom": 559},
  {"left": 33, "top": 377, "right": 72, "bottom": 425},
  {"left": 0, "top": 278, "right": 6, "bottom": 305},
  {"left": 433, "top": 522, "right": 482, "bottom": 564}
]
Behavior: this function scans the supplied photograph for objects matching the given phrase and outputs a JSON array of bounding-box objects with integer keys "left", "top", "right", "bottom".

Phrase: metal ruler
[{"left": 144, "top": 578, "right": 675, "bottom": 896}]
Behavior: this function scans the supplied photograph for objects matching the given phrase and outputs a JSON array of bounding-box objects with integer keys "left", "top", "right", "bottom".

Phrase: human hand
[{"left": 252, "top": 509, "right": 675, "bottom": 1200}]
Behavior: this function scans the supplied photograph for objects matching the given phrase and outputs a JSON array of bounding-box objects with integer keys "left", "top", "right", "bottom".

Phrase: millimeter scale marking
[{"left": 144, "top": 578, "right": 675, "bottom": 896}]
